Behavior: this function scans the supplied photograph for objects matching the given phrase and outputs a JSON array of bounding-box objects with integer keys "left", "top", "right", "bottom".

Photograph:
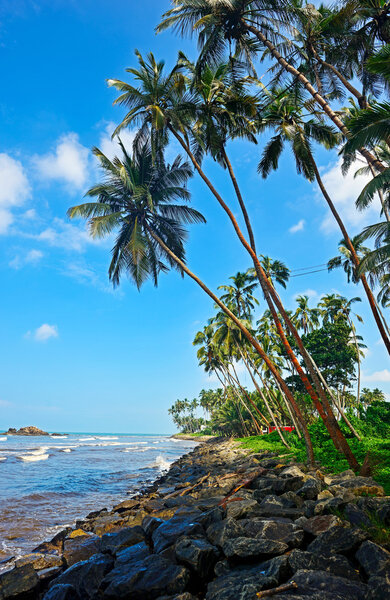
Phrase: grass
[{"left": 237, "top": 427, "right": 390, "bottom": 495}]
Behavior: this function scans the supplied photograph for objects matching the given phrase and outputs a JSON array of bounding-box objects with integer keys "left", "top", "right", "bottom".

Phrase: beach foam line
[
  {"left": 17, "top": 453, "right": 49, "bottom": 462},
  {"left": 0, "top": 437, "right": 7, "bottom": 442},
  {"left": 0, "top": 457, "right": 6, "bottom": 462}
]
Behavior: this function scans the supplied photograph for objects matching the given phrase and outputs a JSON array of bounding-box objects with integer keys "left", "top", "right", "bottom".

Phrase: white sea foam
[
  {"left": 60, "top": 448, "right": 72, "bottom": 453},
  {"left": 122, "top": 446, "right": 153, "bottom": 453},
  {"left": 171, "top": 438, "right": 180, "bottom": 443},
  {"left": 151, "top": 455, "right": 171, "bottom": 471},
  {"left": 0, "top": 437, "right": 7, "bottom": 441},
  {"left": 30, "top": 446, "right": 49, "bottom": 455},
  {"left": 17, "top": 453, "right": 49, "bottom": 462},
  {"left": 78, "top": 437, "right": 95, "bottom": 441},
  {"left": 0, "top": 457, "right": 6, "bottom": 461},
  {"left": 95, "top": 436, "right": 118, "bottom": 440}
]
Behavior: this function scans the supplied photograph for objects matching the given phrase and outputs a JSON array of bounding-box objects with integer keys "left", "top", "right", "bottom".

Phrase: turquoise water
[{"left": 0, "top": 432, "right": 195, "bottom": 563}]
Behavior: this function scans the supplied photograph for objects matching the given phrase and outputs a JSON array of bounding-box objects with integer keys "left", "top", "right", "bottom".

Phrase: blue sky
[{"left": 0, "top": 0, "right": 389, "bottom": 434}]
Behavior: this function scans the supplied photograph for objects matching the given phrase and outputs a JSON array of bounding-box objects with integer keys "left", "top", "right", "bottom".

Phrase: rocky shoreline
[{"left": 1, "top": 438, "right": 389, "bottom": 599}]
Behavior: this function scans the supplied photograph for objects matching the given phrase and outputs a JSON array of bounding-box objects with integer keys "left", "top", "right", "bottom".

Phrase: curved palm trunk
[
  {"left": 224, "top": 367, "right": 263, "bottom": 435},
  {"left": 309, "top": 153, "right": 390, "bottom": 355},
  {"left": 220, "top": 370, "right": 249, "bottom": 436},
  {"left": 219, "top": 146, "right": 360, "bottom": 469},
  {"left": 273, "top": 377, "right": 302, "bottom": 439},
  {"left": 243, "top": 22, "right": 385, "bottom": 173},
  {"left": 147, "top": 224, "right": 317, "bottom": 464}
]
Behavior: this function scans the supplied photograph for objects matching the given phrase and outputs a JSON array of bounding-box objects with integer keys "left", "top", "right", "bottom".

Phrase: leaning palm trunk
[
  {"left": 224, "top": 367, "right": 263, "bottom": 435},
  {"left": 219, "top": 145, "right": 360, "bottom": 470},
  {"left": 169, "top": 127, "right": 359, "bottom": 470},
  {"left": 309, "top": 153, "right": 390, "bottom": 355},
  {"left": 146, "top": 224, "right": 315, "bottom": 465},
  {"left": 243, "top": 22, "right": 385, "bottom": 174}
]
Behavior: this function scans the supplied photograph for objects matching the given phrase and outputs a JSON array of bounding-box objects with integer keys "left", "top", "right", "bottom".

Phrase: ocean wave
[
  {"left": 94, "top": 436, "right": 119, "bottom": 440},
  {"left": 17, "top": 453, "right": 49, "bottom": 462},
  {"left": 59, "top": 448, "right": 72, "bottom": 453},
  {"left": 78, "top": 437, "right": 95, "bottom": 441},
  {"left": 122, "top": 446, "right": 153, "bottom": 453},
  {"left": 30, "top": 446, "right": 49, "bottom": 456},
  {"left": 51, "top": 435, "right": 67, "bottom": 439},
  {"left": 171, "top": 438, "right": 180, "bottom": 443},
  {"left": 0, "top": 457, "right": 6, "bottom": 462},
  {"left": 147, "top": 455, "right": 171, "bottom": 471},
  {"left": 0, "top": 437, "right": 7, "bottom": 442}
]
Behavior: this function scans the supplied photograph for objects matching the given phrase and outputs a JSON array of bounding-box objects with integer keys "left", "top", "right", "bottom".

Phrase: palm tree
[
  {"left": 108, "top": 50, "right": 361, "bottom": 471},
  {"left": 293, "top": 295, "right": 320, "bottom": 334},
  {"left": 157, "top": 0, "right": 384, "bottom": 172},
  {"left": 328, "top": 236, "right": 371, "bottom": 284},
  {"left": 249, "top": 255, "right": 290, "bottom": 289},
  {"left": 69, "top": 138, "right": 318, "bottom": 462},
  {"left": 218, "top": 271, "right": 258, "bottom": 318}
]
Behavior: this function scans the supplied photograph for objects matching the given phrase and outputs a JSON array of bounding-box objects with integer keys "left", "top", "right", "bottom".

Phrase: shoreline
[
  {"left": 0, "top": 438, "right": 389, "bottom": 599},
  {"left": 171, "top": 433, "right": 216, "bottom": 442}
]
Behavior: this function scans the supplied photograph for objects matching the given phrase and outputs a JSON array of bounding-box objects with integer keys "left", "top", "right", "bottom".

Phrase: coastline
[
  {"left": 1, "top": 438, "right": 389, "bottom": 599},
  {"left": 171, "top": 433, "right": 216, "bottom": 442}
]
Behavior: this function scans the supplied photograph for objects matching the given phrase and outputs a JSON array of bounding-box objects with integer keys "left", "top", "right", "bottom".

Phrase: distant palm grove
[{"left": 69, "top": 0, "right": 390, "bottom": 482}]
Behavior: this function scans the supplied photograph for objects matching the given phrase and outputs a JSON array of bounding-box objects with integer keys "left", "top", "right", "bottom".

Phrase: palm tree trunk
[
  {"left": 218, "top": 144, "right": 360, "bottom": 469},
  {"left": 224, "top": 367, "right": 262, "bottom": 435},
  {"left": 243, "top": 22, "right": 385, "bottom": 173},
  {"left": 309, "top": 152, "right": 390, "bottom": 355},
  {"left": 273, "top": 377, "right": 302, "bottom": 439},
  {"left": 313, "top": 52, "right": 367, "bottom": 108},
  {"left": 146, "top": 224, "right": 318, "bottom": 465},
  {"left": 228, "top": 360, "right": 271, "bottom": 428}
]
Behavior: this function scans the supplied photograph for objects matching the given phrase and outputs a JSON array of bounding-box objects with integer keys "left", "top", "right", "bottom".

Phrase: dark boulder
[
  {"left": 254, "top": 520, "right": 304, "bottom": 548},
  {"left": 100, "top": 526, "right": 145, "bottom": 554},
  {"left": 284, "top": 569, "right": 367, "bottom": 599},
  {"left": 288, "top": 549, "right": 360, "bottom": 580},
  {"left": 307, "top": 526, "right": 367, "bottom": 555},
  {"left": 301, "top": 514, "right": 341, "bottom": 536},
  {"left": 206, "top": 518, "right": 245, "bottom": 547},
  {"left": 257, "top": 554, "right": 291, "bottom": 583},
  {"left": 343, "top": 504, "right": 371, "bottom": 528},
  {"left": 355, "top": 540, "right": 390, "bottom": 578},
  {"left": 103, "top": 554, "right": 190, "bottom": 600},
  {"left": 296, "top": 478, "right": 321, "bottom": 501},
  {"left": 63, "top": 534, "right": 101, "bottom": 567},
  {"left": 152, "top": 516, "right": 204, "bottom": 553},
  {"left": 0, "top": 564, "right": 39, "bottom": 599},
  {"left": 365, "top": 574, "right": 390, "bottom": 600},
  {"left": 175, "top": 536, "right": 219, "bottom": 578},
  {"left": 42, "top": 584, "right": 80, "bottom": 600},
  {"left": 222, "top": 537, "right": 288, "bottom": 562},
  {"left": 49, "top": 553, "right": 114, "bottom": 599},
  {"left": 205, "top": 564, "right": 275, "bottom": 600}
]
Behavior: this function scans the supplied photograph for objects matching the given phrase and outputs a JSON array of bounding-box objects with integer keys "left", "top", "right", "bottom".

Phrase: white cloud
[
  {"left": 98, "top": 122, "right": 136, "bottom": 161},
  {"left": 362, "top": 369, "right": 390, "bottom": 382},
  {"left": 9, "top": 249, "right": 43, "bottom": 269},
  {"left": 30, "top": 217, "right": 98, "bottom": 252},
  {"left": 23, "top": 208, "right": 37, "bottom": 220},
  {"left": 318, "top": 158, "right": 381, "bottom": 234},
  {"left": 293, "top": 288, "right": 318, "bottom": 300},
  {"left": 0, "top": 153, "right": 31, "bottom": 234},
  {"left": 289, "top": 219, "right": 305, "bottom": 234},
  {"left": 33, "top": 133, "right": 89, "bottom": 190},
  {"left": 25, "top": 324, "right": 59, "bottom": 342}
]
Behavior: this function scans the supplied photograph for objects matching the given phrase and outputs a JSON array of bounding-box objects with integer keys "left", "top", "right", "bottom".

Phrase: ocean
[{"left": 0, "top": 432, "right": 196, "bottom": 566}]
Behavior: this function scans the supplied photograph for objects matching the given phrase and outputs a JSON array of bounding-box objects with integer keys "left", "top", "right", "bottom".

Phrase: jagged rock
[
  {"left": 314, "top": 496, "right": 349, "bottom": 516},
  {"left": 365, "top": 575, "right": 390, "bottom": 600},
  {"left": 33, "top": 528, "right": 72, "bottom": 555},
  {"left": 0, "top": 564, "right": 39, "bottom": 599},
  {"left": 259, "top": 495, "right": 296, "bottom": 510},
  {"left": 307, "top": 526, "right": 368, "bottom": 555},
  {"left": 281, "top": 491, "right": 304, "bottom": 508},
  {"left": 328, "top": 476, "right": 385, "bottom": 497},
  {"left": 175, "top": 536, "right": 220, "bottom": 578},
  {"left": 222, "top": 537, "right": 288, "bottom": 562},
  {"left": 15, "top": 553, "right": 63, "bottom": 570},
  {"left": 206, "top": 518, "right": 245, "bottom": 547},
  {"left": 63, "top": 533, "right": 101, "bottom": 567},
  {"left": 300, "top": 514, "right": 342, "bottom": 536},
  {"left": 2, "top": 425, "right": 49, "bottom": 436},
  {"left": 157, "top": 594, "right": 197, "bottom": 600},
  {"left": 152, "top": 516, "right": 204, "bottom": 553},
  {"left": 205, "top": 564, "right": 275, "bottom": 600},
  {"left": 280, "top": 466, "right": 307, "bottom": 479},
  {"left": 48, "top": 553, "right": 114, "bottom": 599},
  {"left": 37, "top": 566, "right": 63, "bottom": 583},
  {"left": 100, "top": 525, "right": 145, "bottom": 554},
  {"left": 355, "top": 540, "right": 390, "bottom": 578},
  {"left": 115, "top": 541, "right": 151, "bottom": 565},
  {"left": 103, "top": 554, "right": 190, "bottom": 599},
  {"left": 257, "top": 555, "right": 291, "bottom": 583},
  {"left": 113, "top": 499, "right": 140, "bottom": 513},
  {"left": 143, "top": 516, "right": 164, "bottom": 538},
  {"left": 225, "top": 499, "right": 259, "bottom": 520},
  {"left": 254, "top": 520, "right": 304, "bottom": 548},
  {"left": 296, "top": 478, "right": 322, "bottom": 500},
  {"left": 288, "top": 549, "right": 360, "bottom": 580},
  {"left": 42, "top": 584, "right": 80, "bottom": 600},
  {"left": 284, "top": 569, "right": 367, "bottom": 599},
  {"left": 344, "top": 504, "right": 372, "bottom": 527}
]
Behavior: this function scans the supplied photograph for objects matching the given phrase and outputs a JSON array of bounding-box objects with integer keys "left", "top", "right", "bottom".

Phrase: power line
[
  {"left": 290, "top": 268, "right": 329, "bottom": 278},
  {"left": 290, "top": 263, "right": 328, "bottom": 273}
]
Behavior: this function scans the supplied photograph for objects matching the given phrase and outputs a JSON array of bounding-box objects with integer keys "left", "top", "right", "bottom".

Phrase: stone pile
[{"left": 1, "top": 439, "right": 389, "bottom": 600}]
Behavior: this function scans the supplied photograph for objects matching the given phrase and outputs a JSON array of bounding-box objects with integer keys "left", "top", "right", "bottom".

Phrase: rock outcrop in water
[
  {"left": 0, "top": 439, "right": 389, "bottom": 599},
  {"left": 1, "top": 426, "right": 49, "bottom": 436}
]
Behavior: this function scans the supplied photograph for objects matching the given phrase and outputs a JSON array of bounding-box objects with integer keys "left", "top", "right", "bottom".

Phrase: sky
[{"left": 0, "top": 0, "right": 389, "bottom": 434}]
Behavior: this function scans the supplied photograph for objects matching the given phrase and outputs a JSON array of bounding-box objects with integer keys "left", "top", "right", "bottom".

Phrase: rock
[
  {"left": 288, "top": 549, "right": 360, "bottom": 580},
  {"left": 143, "top": 516, "right": 164, "bottom": 538},
  {"left": 366, "top": 574, "right": 390, "bottom": 600},
  {"left": 355, "top": 540, "right": 390, "bottom": 578},
  {"left": 259, "top": 495, "right": 295, "bottom": 510},
  {"left": 254, "top": 520, "right": 304, "bottom": 548},
  {"left": 205, "top": 564, "right": 274, "bottom": 600},
  {"left": 37, "top": 566, "right": 63, "bottom": 583},
  {"left": 152, "top": 516, "right": 204, "bottom": 553},
  {"left": 90, "top": 513, "right": 130, "bottom": 536},
  {"left": 301, "top": 514, "right": 342, "bottom": 536},
  {"left": 282, "top": 569, "right": 367, "bottom": 599},
  {"left": 48, "top": 553, "right": 114, "bottom": 599},
  {"left": 257, "top": 555, "right": 291, "bottom": 583},
  {"left": 344, "top": 504, "right": 371, "bottom": 527},
  {"left": 3, "top": 425, "right": 49, "bottom": 436},
  {"left": 103, "top": 554, "right": 190, "bottom": 599},
  {"left": 42, "top": 584, "right": 80, "bottom": 600},
  {"left": 329, "top": 476, "right": 384, "bottom": 497},
  {"left": 206, "top": 518, "right": 245, "bottom": 547},
  {"left": 113, "top": 499, "right": 140, "bottom": 513},
  {"left": 115, "top": 541, "right": 151, "bottom": 565},
  {"left": 296, "top": 478, "right": 322, "bottom": 500},
  {"left": 222, "top": 537, "right": 288, "bottom": 562},
  {"left": 33, "top": 528, "right": 72, "bottom": 555},
  {"left": 225, "top": 499, "right": 259, "bottom": 520},
  {"left": 175, "top": 536, "right": 219, "bottom": 578},
  {"left": 15, "top": 553, "right": 63, "bottom": 570},
  {"left": 157, "top": 594, "right": 196, "bottom": 600},
  {"left": 280, "top": 466, "right": 306, "bottom": 479},
  {"left": 63, "top": 533, "right": 101, "bottom": 567},
  {"left": 100, "top": 526, "right": 145, "bottom": 554},
  {"left": 0, "top": 565, "right": 39, "bottom": 599},
  {"left": 307, "top": 526, "right": 367, "bottom": 555},
  {"left": 314, "top": 495, "right": 348, "bottom": 516}
]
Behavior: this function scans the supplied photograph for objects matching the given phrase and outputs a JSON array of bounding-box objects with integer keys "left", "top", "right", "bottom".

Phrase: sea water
[{"left": 0, "top": 433, "right": 195, "bottom": 564}]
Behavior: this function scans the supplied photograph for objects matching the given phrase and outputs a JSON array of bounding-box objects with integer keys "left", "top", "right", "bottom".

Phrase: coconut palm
[
  {"left": 157, "top": 0, "right": 384, "bottom": 171},
  {"left": 218, "top": 271, "right": 259, "bottom": 318},
  {"left": 293, "top": 295, "right": 320, "bottom": 334},
  {"left": 328, "top": 236, "right": 372, "bottom": 284},
  {"left": 249, "top": 255, "right": 290, "bottom": 289}
]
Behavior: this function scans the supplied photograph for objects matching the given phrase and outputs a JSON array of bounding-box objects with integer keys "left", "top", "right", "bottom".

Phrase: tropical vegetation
[{"left": 69, "top": 0, "right": 390, "bottom": 478}]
